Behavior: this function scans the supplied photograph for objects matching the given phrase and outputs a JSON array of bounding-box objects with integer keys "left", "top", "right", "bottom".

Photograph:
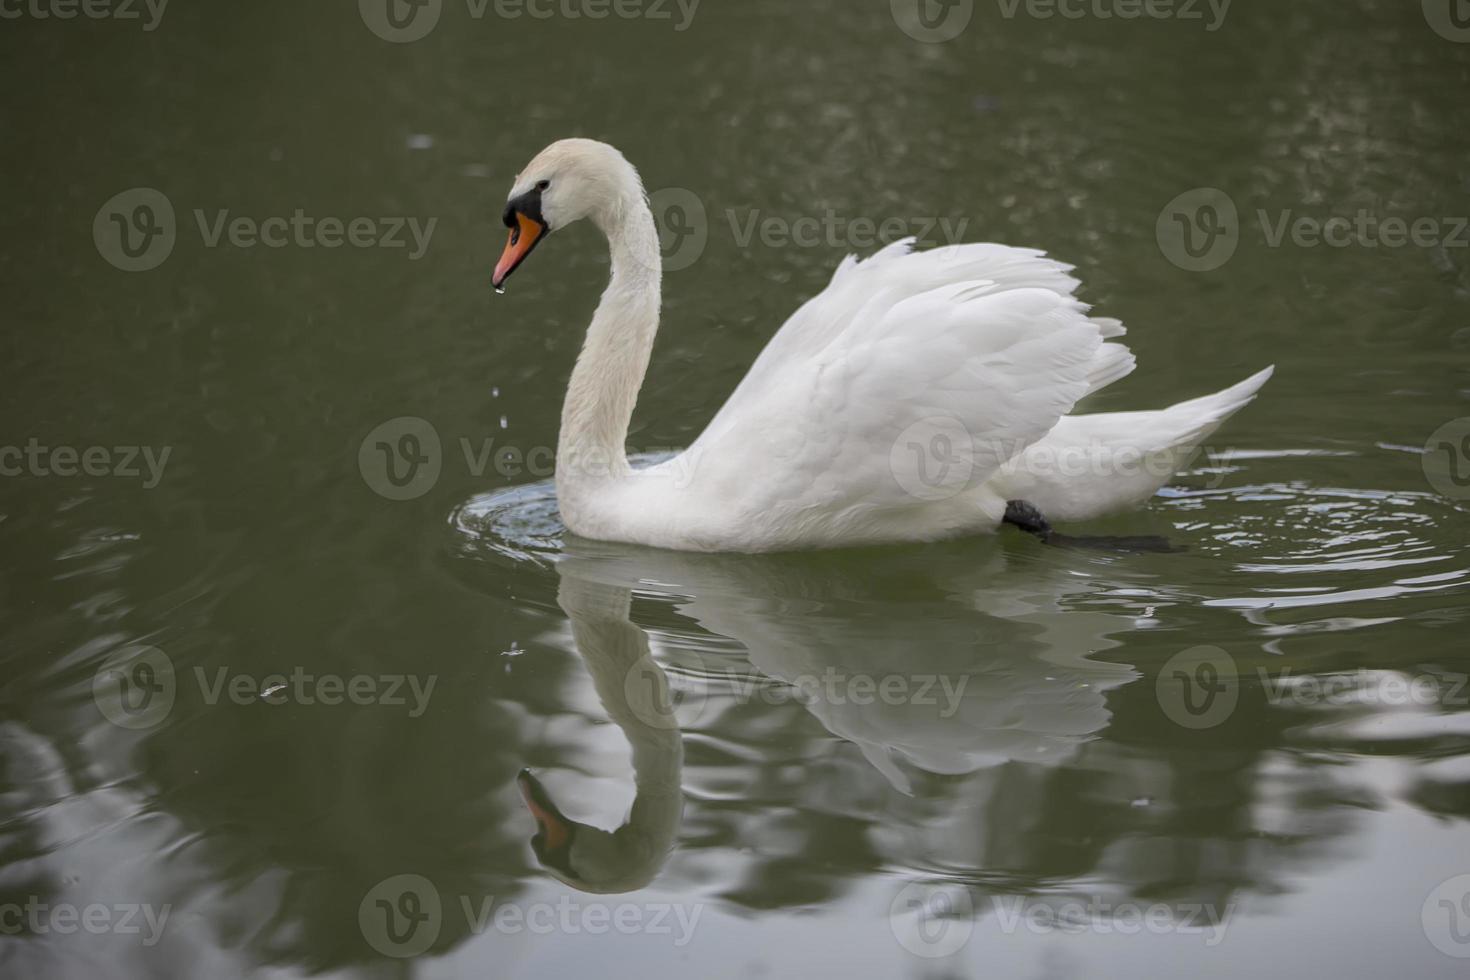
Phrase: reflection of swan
[
  {"left": 550, "top": 540, "right": 1137, "bottom": 795},
  {"left": 518, "top": 573, "right": 683, "bottom": 894},
  {"left": 491, "top": 138, "right": 1271, "bottom": 552},
  {"left": 511, "top": 538, "right": 1374, "bottom": 910},
  {"left": 514, "top": 537, "right": 1138, "bottom": 891}
]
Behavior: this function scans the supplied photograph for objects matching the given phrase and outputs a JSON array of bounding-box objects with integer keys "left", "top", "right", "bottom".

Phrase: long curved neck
[
  {"left": 557, "top": 574, "right": 684, "bottom": 891},
  {"left": 557, "top": 183, "right": 662, "bottom": 512},
  {"left": 562, "top": 578, "right": 683, "bottom": 820}
]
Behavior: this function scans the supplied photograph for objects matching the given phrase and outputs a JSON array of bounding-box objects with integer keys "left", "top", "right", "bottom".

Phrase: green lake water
[{"left": 3, "top": 1, "right": 1470, "bottom": 976}]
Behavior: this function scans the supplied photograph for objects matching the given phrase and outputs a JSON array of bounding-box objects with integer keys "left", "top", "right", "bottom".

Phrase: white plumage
[{"left": 495, "top": 139, "right": 1272, "bottom": 553}]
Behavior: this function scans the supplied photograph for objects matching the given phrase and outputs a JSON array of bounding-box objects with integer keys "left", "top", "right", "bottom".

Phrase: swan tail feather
[{"left": 988, "top": 366, "right": 1274, "bottom": 523}]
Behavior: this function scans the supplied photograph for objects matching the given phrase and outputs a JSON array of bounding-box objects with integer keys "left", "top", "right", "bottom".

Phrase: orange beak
[
  {"left": 517, "top": 769, "right": 574, "bottom": 853},
  {"left": 493, "top": 212, "right": 547, "bottom": 291}
]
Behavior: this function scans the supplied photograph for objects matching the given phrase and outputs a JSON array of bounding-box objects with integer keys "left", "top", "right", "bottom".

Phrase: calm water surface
[{"left": 3, "top": 1, "right": 1470, "bottom": 977}]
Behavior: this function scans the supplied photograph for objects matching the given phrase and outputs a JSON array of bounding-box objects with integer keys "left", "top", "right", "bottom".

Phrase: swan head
[
  {"left": 493, "top": 138, "right": 642, "bottom": 290},
  {"left": 516, "top": 768, "right": 670, "bottom": 894}
]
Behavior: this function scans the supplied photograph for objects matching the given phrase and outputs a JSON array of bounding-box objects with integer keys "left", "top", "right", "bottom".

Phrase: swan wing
[{"left": 678, "top": 240, "right": 1133, "bottom": 529}]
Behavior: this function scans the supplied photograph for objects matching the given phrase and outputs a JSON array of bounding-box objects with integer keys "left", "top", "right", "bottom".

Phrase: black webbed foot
[
  {"left": 1002, "top": 500, "right": 1185, "bottom": 554},
  {"left": 1002, "top": 500, "right": 1053, "bottom": 541}
]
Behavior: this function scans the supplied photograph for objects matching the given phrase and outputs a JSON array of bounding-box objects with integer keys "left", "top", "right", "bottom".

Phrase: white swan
[{"left": 493, "top": 138, "right": 1272, "bottom": 553}]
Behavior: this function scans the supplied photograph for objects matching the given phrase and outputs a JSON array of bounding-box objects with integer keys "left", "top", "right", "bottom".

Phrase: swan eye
[{"left": 535, "top": 180, "right": 551, "bottom": 192}]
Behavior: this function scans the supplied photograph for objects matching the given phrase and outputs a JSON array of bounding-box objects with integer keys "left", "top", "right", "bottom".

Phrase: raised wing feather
[
  {"left": 700, "top": 239, "right": 1125, "bottom": 444},
  {"left": 680, "top": 240, "right": 1134, "bottom": 526}
]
